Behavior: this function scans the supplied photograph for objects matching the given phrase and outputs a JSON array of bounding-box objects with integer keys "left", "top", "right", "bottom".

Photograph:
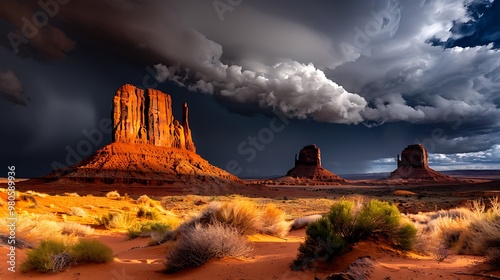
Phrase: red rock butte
[
  {"left": 285, "top": 145, "right": 345, "bottom": 183},
  {"left": 113, "top": 84, "right": 195, "bottom": 152},
  {"left": 389, "top": 144, "right": 456, "bottom": 181},
  {"left": 44, "top": 84, "right": 241, "bottom": 187}
]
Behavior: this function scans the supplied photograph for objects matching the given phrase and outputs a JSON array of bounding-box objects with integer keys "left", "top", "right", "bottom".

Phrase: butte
[
  {"left": 278, "top": 144, "right": 346, "bottom": 185},
  {"left": 39, "top": 84, "right": 241, "bottom": 190},
  {"left": 388, "top": 144, "right": 456, "bottom": 182}
]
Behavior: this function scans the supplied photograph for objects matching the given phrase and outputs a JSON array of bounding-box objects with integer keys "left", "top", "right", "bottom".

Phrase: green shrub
[
  {"left": 127, "top": 221, "right": 172, "bottom": 239},
  {"left": 69, "top": 239, "right": 113, "bottom": 263},
  {"left": 21, "top": 239, "right": 114, "bottom": 273},
  {"left": 293, "top": 199, "right": 416, "bottom": 270},
  {"left": 20, "top": 240, "right": 67, "bottom": 273},
  {"left": 292, "top": 218, "right": 346, "bottom": 269},
  {"left": 396, "top": 223, "right": 418, "bottom": 251}
]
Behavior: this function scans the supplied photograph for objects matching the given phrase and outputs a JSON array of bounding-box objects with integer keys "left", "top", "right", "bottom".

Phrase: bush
[
  {"left": 68, "top": 207, "right": 87, "bottom": 217},
  {"left": 180, "top": 199, "right": 289, "bottom": 236},
  {"left": 165, "top": 223, "right": 252, "bottom": 272},
  {"left": 211, "top": 200, "right": 261, "bottom": 234},
  {"left": 95, "top": 212, "right": 134, "bottom": 229},
  {"left": 20, "top": 240, "right": 67, "bottom": 273},
  {"left": 127, "top": 221, "right": 172, "bottom": 239},
  {"left": 293, "top": 199, "right": 416, "bottom": 270},
  {"left": 292, "top": 218, "right": 347, "bottom": 269},
  {"left": 260, "top": 204, "right": 291, "bottom": 237},
  {"left": 106, "top": 190, "right": 120, "bottom": 200},
  {"left": 137, "top": 206, "right": 160, "bottom": 220},
  {"left": 69, "top": 239, "right": 113, "bottom": 263},
  {"left": 61, "top": 222, "right": 94, "bottom": 236},
  {"left": 21, "top": 239, "right": 113, "bottom": 273}
]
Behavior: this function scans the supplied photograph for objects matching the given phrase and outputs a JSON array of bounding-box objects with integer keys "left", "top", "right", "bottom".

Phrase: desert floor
[{"left": 0, "top": 178, "right": 499, "bottom": 279}]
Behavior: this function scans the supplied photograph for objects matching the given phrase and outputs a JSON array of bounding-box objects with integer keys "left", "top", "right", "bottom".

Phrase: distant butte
[
  {"left": 388, "top": 144, "right": 456, "bottom": 181},
  {"left": 43, "top": 84, "right": 241, "bottom": 188},
  {"left": 284, "top": 145, "right": 346, "bottom": 184}
]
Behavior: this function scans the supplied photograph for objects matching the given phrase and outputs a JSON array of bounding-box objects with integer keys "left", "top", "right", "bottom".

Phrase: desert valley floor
[{"left": 1, "top": 176, "right": 500, "bottom": 280}]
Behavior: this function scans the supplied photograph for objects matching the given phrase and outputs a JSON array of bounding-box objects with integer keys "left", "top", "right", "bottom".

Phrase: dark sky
[{"left": 1, "top": 0, "right": 500, "bottom": 178}]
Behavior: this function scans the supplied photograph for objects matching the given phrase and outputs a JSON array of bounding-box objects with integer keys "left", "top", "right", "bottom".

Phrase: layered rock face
[
  {"left": 295, "top": 145, "right": 321, "bottom": 166},
  {"left": 389, "top": 144, "right": 455, "bottom": 181},
  {"left": 113, "top": 84, "right": 195, "bottom": 152},
  {"left": 397, "top": 144, "right": 428, "bottom": 169},
  {"left": 286, "top": 145, "right": 345, "bottom": 183},
  {"left": 45, "top": 84, "right": 241, "bottom": 188}
]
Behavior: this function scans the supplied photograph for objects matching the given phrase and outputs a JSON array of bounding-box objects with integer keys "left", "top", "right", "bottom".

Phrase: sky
[{"left": 1, "top": 0, "right": 500, "bottom": 178}]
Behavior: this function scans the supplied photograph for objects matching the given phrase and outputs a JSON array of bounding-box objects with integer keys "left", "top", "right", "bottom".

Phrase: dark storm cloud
[
  {"left": 0, "top": 0, "right": 75, "bottom": 60},
  {"left": 2, "top": 0, "right": 500, "bottom": 177},
  {"left": 0, "top": 69, "right": 26, "bottom": 106}
]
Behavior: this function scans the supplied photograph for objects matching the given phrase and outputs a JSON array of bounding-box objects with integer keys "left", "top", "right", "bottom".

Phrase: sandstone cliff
[
  {"left": 113, "top": 84, "right": 195, "bottom": 152},
  {"left": 285, "top": 145, "right": 345, "bottom": 183},
  {"left": 389, "top": 144, "right": 456, "bottom": 181},
  {"left": 44, "top": 84, "right": 242, "bottom": 188}
]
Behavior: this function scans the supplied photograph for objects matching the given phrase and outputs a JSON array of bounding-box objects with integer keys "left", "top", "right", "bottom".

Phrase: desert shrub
[
  {"left": 51, "top": 252, "right": 74, "bottom": 272},
  {"left": 180, "top": 199, "right": 289, "bottom": 236},
  {"left": 165, "top": 223, "right": 252, "bottom": 272},
  {"left": 293, "top": 199, "right": 416, "bottom": 270},
  {"left": 20, "top": 240, "right": 67, "bottom": 273},
  {"left": 60, "top": 222, "right": 94, "bottom": 236},
  {"left": 68, "top": 207, "right": 87, "bottom": 217},
  {"left": 291, "top": 215, "right": 323, "bottom": 230},
  {"left": 127, "top": 221, "right": 172, "bottom": 239},
  {"left": 259, "top": 204, "right": 291, "bottom": 236},
  {"left": 106, "top": 190, "right": 120, "bottom": 200},
  {"left": 149, "top": 230, "right": 176, "bottom": 245},
  {"left": 396, "top": 223, "right": 418, "bottom": 251},
  {"left": 137, "top": 205, "right": 160, "bottom": 220},
  {"left": 21, "top": 239, "right": 113, "bottom": 273},
  {"left": 137, "top": 194, "right": 154, "bottom": 205},
  {"left": 25, "top": 190, "right": 49, "bottom": 198},
  {"left": 19, "top": 194, "right": 38, "bottom": 208},
  {"left": 211, "top": 200, "right": 261, "bottom": 234},
  {"left": 95, "top": 212, "right": 134, "bottom": 229},
  {"left": 65, "top": 192, "right": 80, "bottom": 197},
  {"left": 292, "top": 218, "right": 347, "bottom": 269},
  {"left": 69, "top": 239, "right": 113, "bottom": 263},
  {"left": 410, "top": 197, "right": 500, "bottom": 261},
  {"left": 0, "top": 214, "right": 87, "bottom": 247}
]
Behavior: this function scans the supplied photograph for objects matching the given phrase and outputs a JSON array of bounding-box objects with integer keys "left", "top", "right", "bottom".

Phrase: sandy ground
[
  {"left": 0, "top": 229, "right": 491, "bottom": 280},
  {"left": 1, "top": 179, "right": 500, "bottom": 279}
]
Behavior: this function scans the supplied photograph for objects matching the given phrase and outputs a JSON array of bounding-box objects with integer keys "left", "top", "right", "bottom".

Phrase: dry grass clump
[
  {"left": 95, "top": 212, "right": 134, "bottom": 229},
  {"left": 136, "top": 205, "right": 160, "bottom": 220},
  {"left": 409, "top": 197, "right": 500, "bottom": 263},
  {"left": 106, "top": 190, "right": 120, "bottom": 200},
  {"left": 18, "top": 194, "right": 38, "bottom": 208},
  {"left": 25, "top": 190, "right": 49, "bottom": 198},
  {"left": 165, "top": 223, "right": 252, "bottom": 272},
  {"left": 20, "top": 239, "right": 113, "bottom": 273},
  {"left": 0, "top": 214, "right": 93, "bottom": 248},
  {"left": 60, "top": 222, "right": 94, "bottom": 236},
  {"left": 182, "top": 199, "right": 290, "bottom": 236},
  {"left": 68, "top": 207, "right": 87, "bottom": 217}
]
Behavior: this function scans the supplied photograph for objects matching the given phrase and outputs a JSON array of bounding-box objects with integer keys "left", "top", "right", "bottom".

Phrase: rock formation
[
  {"left": 389, "top": 144, "right": 455, "bottom": 181},
  {"left": 285, "top": 145, "right": 345, "bottom": 183},
  {"left": 113, "top": 84, "right": 195, "bottom": 152},
  {"left": 44, "top": 84, "right": 241, "bottom": 189}
]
